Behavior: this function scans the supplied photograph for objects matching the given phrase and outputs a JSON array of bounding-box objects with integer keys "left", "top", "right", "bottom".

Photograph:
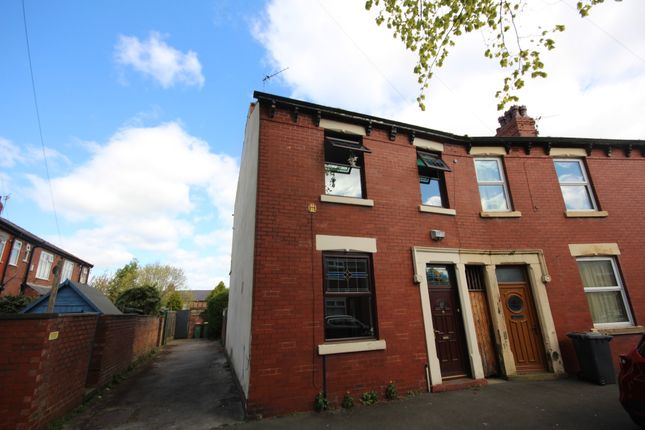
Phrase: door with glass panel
[
  {"left": 497, "top": 266, "right": 547, "bottom": 373},
  {"left": 427, "top": 264, "right": 470, "bottom": 378}
]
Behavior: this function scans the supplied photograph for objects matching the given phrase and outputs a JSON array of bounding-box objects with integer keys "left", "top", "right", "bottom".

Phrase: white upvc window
[
  {"left": 23, "top": 244, "right": 32, "bottom": 263},
  {"left": 474, "top": 158, "right": 511, "bottom": 211},
  {"left": 8, "top": 240, "right": 22, "bottom": 266},
  {"left": 0, "top": 237, "right": 7, "bottom": 263},
  {"left": 61, "top": 260, "right": 74, "bottom": 281},
  {"left": 554, "top": 159, "right": 597, "bottom": 211},
  {"left": 80, "top": 266, "right": 88, "bottom": 284},
  {"left": 36, "top": 251, "right": 54, "bottom": 280},
  {"left": 576, "top": 257, "right": 633, "bottom": 327}
]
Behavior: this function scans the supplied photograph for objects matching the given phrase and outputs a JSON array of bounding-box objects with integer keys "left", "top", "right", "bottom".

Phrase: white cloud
[
  {"left": 1, "top": 137, "right": 24, "bottom": 168},
  {"left": 27, "top": 122, "right": 238, "bottom": 289},
  {"left": 115, "top": 32, "right": 205, "bottom": 88},
  {"left": 254, "top": 0, "right": 645, "bottom": 139}
]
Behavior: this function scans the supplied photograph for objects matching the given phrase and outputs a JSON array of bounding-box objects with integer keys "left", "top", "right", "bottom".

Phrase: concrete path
[
  {"left": 230, "top": 378, "right": 637, "bottom": 430},
  {"left": 64, "top": 339, "right": 244, "bottom": 430}
]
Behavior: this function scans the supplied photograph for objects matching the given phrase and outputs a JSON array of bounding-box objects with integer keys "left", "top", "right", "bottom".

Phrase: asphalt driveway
[{"left": 63, "top": 339, "right": 244, "bottom": 430}]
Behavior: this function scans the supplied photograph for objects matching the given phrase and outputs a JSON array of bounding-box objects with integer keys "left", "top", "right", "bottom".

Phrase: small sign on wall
[{"left": 48, "top": 331, "right": 59, "bottom": 341}]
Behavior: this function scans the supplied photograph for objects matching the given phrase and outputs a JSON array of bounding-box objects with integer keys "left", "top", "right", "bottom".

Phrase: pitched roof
[
  {"left": 0, "top": 217, "right": 93, "bottom": 267},
  {"left": 21, "top": 279, "right": 121, "bottom": 315},
  {"left": 186, "top": 290, "right": 211, "bottom": 301}
]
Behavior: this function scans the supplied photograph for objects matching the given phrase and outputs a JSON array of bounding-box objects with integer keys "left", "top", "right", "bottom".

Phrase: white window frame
[
  {"left": 61, "top": 260, "right": 74, "bottom": 281},
  {"left": 23, "top": 244, "right": 32, "bottom": 263},
  {"left": 36, "top": 251, "right": 54, "bottom": 280},
  {"left": 0, "top": 238, "right": 7, "bottom": 263},
  {"left": 554, "top": 159, "right": 597, "bottom": 211},
  {"left": 577, "top": 256, "right": 633, "bottom": 328},
  {"left": 8, "top": 240, "right": 22, "bottom": 266},
  {"left": 474, "top": 157, "right": 511, "bottom": 212},
  {"left": 80, "top": 266, "right": 88, "bottom": 284}
]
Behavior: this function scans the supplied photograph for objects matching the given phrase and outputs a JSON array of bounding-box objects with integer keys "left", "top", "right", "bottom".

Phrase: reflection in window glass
[
  {"left": 420, "top": 176, "right": 442, "bottom": 206},
  {"left": 426, "top": 265, "right": 450, "bottom": 287},
  {"left": 324, "top": 254, "right": 376, "bottom": 340},
  {"left": 474, "top": 158, "right": 511, "bottom": 212},
  {"left": 324, "top": 134, "right": 367, "bottom": 199},
  {"left": 417, "top": 152, "right": 449, "bottom": 208},
  {"left": 325, "top": 164, "right": 363, "bottom": 198},
  {"left": 496, "top": 266, "right": 526, "bottom": 283},
  {"left": 554, "top": 159, "right": 596, "bottom": 211}
]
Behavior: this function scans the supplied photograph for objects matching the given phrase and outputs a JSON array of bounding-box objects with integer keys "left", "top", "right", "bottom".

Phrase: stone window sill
[
  {"left": 480, "top": 211, "right": 522, "bottom": 218},
  {"left": 419, "top": 205, "right": 456, "bottom": 216},
  {"left": 565, "top": 210, "right": 609, "bottom": 218},
  {"left": 320, "top": 195, "right": 374, "bottom": 207},
  {"left": 318, "top": 339, "right": 386, "bottom": 355},
  {"left": 593, "top": 325, "right": 644, "bottom": 336}
]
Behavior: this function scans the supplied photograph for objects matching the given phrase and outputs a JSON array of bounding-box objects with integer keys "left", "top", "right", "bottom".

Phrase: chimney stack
[{"left": 495, "top": 105, "right": 538, "bottom": 137}]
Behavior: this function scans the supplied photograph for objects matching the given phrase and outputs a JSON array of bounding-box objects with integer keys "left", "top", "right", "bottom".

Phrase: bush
[
  {"left": 313, "top": 392, "right": 329, "bottom": 412},
  {"left": 204, "top": 290, "right": 228, "bottom": 339},
  {"left": 341, "top": 392, "right": 354, "bottom": 409},
  {"left": 0, "top": 295, "right": 33, "bottom": 313},
  {"left": 360, "top": 390, "right": 378, "bottom": 405},
  {"left": 115, "top": 285, "right": 161, "bottom": 315}
]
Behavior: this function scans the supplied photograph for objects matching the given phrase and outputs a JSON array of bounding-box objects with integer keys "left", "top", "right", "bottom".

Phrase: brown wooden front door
[
  {"left": 497, "top": 266, "right": 547, "bottom": 373},
  {"left": 427, "top": 265, "right": 470, "bottom": 378}
]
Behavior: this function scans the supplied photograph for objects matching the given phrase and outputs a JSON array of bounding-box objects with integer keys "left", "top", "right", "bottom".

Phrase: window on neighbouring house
[
  {"left": 554, "top": 159, "right": 597, "bottom": 211},
  {"left": 576, "top": 257, "right": 632, "bottom": 326},
  {"left": 36, "top": 251, "right": 54, "bottom": 280},
  {"left": 23, "top": 244, "right": 32, "bottom": 263},
  {"left": 8, "top": 240, "right": 22, "bottom": 266},
  {"left": 474, "top": 158, "right": 511, "bottom": 211},
  {"left": 323, "top": 253, "right": 376, "bottom": 340},
  {"left": 61, "top": 260, "right": 74, "bottom": 281},
  {"left": 418, "top": 151, "right": 451, "bottom": 207},
  {"left": 0, "top": 237, "right": 7, "bottom": 263},
  {"left": 80, "top": 266, "right": 88, "bottom": 284},
  {"left": 324, "top": 133, "right": 370, "bottom": 199}
]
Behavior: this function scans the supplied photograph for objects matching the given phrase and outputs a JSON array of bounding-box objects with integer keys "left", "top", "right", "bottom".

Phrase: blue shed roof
[{"left": 21, "top": 279, "right": 122, "bottom": 315}]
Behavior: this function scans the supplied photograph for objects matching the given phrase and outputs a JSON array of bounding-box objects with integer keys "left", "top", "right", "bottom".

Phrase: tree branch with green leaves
[{"left": 365, "top": 0, "right": 608, "bottom": 110}]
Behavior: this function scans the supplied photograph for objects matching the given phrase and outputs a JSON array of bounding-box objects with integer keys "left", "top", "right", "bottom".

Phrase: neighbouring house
[
  {"left": 21, "top": 279, "right": 121, "bottom": 314},
  {"left": 185, "top": 289, "right": 210, "bottom": 338},
  {"left": 225, "top": 91, "right": 645, "bottom": 417},
  {"left": 0, "top": 217, "right": 93, "bottom": 298}
]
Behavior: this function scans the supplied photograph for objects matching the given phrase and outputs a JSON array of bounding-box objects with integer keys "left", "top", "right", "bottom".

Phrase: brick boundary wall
[
  {"left": 0, "top": 313, "right": 163, "bottom": 430},
  {"left": 86, "top": 315, "right": 161, "bottom": 388},
  {"left": 0, "top": 314, "right": 99, "bottom": 430}
]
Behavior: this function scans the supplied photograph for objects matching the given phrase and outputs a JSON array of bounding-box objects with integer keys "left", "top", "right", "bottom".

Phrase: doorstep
[
  {"left": 507, "top": 372, "right": 562, "bottom": 382},
  {"left": 431, "top": 378, "right": 487, "bottom": 393}
]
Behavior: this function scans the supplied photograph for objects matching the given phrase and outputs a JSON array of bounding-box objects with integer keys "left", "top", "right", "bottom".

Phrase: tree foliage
[
  {"left": 165, "top": 290, "right": 183, "bottom": 311},
  {"left": 365, "top": 0, "right": 608, "bottom": 110},
  {"left": 115, "top": 285, "right": 161, "bottom": 315},
  {"left": 206, "top": 281, "right": 227, "bottom": 302},
  {"left": 90, "top": 260, "right": 187, "bottom": 305},
  {"left": 204, "top": 288, "right": 228, "bottom": 339},
  {"left": 0, "top": 295, "right": 33, "bottom": 314}
]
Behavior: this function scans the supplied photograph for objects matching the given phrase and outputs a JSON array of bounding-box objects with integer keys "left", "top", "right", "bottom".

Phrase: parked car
[
  {"left": 619, "top": 334, "right": 645, "bottom": 427},
  {"left": 325, "top": 315, "right": 372, "bottom": 339}
]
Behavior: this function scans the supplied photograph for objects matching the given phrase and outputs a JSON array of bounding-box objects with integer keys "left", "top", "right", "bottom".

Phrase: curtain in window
[
  {"left": 578, "top": 260, "right": 617, "bottom": 288},
  {"left": 585, "top": 292, "right": 629, "bottom": 324}
]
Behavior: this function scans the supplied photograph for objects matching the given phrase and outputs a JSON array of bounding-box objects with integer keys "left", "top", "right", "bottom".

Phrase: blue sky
[{"left": 2, "top": 0, "right": 644, "bottom": 289}]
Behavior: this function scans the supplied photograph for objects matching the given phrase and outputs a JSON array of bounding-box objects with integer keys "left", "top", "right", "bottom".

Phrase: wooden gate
[
  {"left": 427, "top": 264, "right": 470, "bottom": 378},
  {"left": 466, "top": 265, "right": 499, "bottom": 377}
]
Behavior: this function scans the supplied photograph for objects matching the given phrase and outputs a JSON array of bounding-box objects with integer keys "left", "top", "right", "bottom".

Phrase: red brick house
[
  {"left": 0, "top": 217, "right": 93, "bottom": 298},
  {"left": 225, "top": 91, "right": 645, "bottom": 417}
]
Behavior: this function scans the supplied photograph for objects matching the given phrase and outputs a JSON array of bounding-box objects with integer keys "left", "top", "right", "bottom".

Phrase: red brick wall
[
  {"left": 246, "top": 104, "right": 645, "bottom": 416},
  {"left": 86, "top": 315, "right": 161, "bottom": 388},
  {"left": 0, "top": 314, "right": 98, "bottom": 430}
]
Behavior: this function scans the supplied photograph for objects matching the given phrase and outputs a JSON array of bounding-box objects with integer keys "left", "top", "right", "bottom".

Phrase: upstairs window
[
  {"left": 80, "top": 266, "right": 89, "bottom": 284},
  {"left": 474, "top": 158, "right": 511, "bottom": 211},
  {"left": 8, "top": 240, "right": 22, "bottom": 266},
  {"left": 554, "top": 159, "right": 597, "bottom": 211},
  {"left": 324, "top": 133, "right": 370, "bottom": 199},
  {"left": 36, "top": 251, "right": 54, "bottom": 280},
  {"left": 61, "top": 260, "right": 74, "bottom": 281},
  {"left": 576, "top": 257, "right": 632, "bottom": 326},
  {"left": 323, "top": 253, "right": 376, "bottom": 340},
  {"left": 417, "top": 151, "right": 450, "bottom": 208}
]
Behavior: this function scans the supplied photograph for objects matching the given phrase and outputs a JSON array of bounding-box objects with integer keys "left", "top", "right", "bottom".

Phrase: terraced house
[
  {"left": 0, "top": 217, "right": 92, "bottom": 297},
  {"left": 226, "top": 91, "right": 645, "bottom": 416}
]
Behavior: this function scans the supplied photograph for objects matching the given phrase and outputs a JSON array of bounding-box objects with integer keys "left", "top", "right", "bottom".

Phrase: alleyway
[{"left": 64, "top": 339, "right": 244, "bottom": 430}]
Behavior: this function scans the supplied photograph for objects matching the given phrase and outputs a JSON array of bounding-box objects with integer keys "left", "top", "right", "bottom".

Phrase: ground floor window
[
  {"left": 323, "top": 253, "right": 376, "bottom": 340},
  {"left": 576, "top": 257, "right": 633, "bottom": 326}
]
